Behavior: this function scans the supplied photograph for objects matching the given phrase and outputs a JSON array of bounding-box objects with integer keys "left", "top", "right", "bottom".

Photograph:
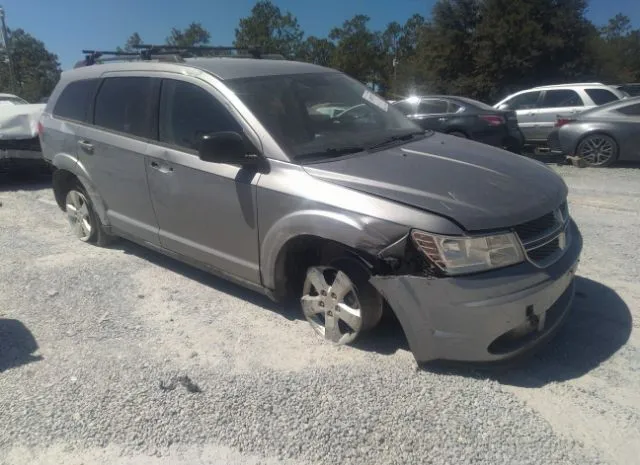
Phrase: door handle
[
  {"left": 438, "top": 117, "right": 447, "bottom": 122},
  {"left": 77, "top": 140, "right": 94, "bottom": 154},
  {"left": 150, "top": 160, "right": 173, "bottom": 174}
]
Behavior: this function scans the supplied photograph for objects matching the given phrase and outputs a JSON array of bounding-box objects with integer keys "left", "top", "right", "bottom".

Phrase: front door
[
  {"left": 77, "top": 76, "right": 161, "bottom": 245},
  {"left": 145, "top": 77, "right": 261, "bottom": 284}
]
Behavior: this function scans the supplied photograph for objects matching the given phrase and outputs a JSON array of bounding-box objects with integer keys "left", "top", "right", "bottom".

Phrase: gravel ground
[{"left": 0, "top": 165, "right": 638, "bottom": 465}]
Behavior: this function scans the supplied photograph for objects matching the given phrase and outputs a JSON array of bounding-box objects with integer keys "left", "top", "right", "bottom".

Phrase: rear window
[
  {"left": 53, "top": 79, "right": 99, "bottom": 122},
  {"left": 94, "top": 77, "right": 157, "bottom": 139},
  {"left": 541, "top": 89, "right": 583, "bottom": 108},
  {"left": 585, "top": 88, "right": 619, "bottom": 105},
  {"left": 418, "top": 99, "right": 449, "bottom": 114},
  {"left": 393, "top": 100, "right": 417, "bottom": 115}
]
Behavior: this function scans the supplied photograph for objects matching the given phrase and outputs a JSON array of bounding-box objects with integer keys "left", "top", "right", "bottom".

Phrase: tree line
[{"left": 1, "top": 0, "right": 639, "bottom": 104}]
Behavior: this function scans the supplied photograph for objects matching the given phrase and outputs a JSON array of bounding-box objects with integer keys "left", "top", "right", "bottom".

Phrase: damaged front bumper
[{"left": 370, "top": 220, "right": 582, "bottom": 363}]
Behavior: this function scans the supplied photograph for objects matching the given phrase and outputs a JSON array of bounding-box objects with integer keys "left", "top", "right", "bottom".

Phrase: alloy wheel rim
[
  {"left": 579, "top": 136, "right": 614, "bottom": 166},
  {"left": 301, "top": 266, "right": 362, "bottom": 345},
  {"left": 65, "top": 190, "right": 93, "bottom": 241}
]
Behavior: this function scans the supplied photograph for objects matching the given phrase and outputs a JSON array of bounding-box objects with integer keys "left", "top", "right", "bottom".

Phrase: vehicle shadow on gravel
[
  {"left": 115, "top": 241, "right": 302, "bottom": 321},
  {"left": 0, "top": 318, "right": 42, "bottom": 373},
  {"left": 423, "top": 276, "right": 632, "bottom": 387}
]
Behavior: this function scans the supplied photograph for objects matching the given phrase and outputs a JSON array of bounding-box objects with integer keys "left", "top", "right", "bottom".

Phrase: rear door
[
  {"left": 78, "top": 75, "right": 161, "bottom": 245},
  {"left": 496, "top": 91, "right": 541, "bottom": 141},
  {"left": 534, "top": 89, "right": 584, "bottom": 141}
]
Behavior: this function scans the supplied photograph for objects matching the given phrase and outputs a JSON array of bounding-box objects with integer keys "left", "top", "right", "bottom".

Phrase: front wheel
[
  {"left": 576, "top": 134, "right": 618, "bottom": 167},
  {"left": 301, "top": 256, "right": 383, "bottom": 345}
]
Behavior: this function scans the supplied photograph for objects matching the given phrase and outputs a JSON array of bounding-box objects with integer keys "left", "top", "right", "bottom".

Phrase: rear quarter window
[
  {"left": 52, "top": 79, "right": 99, "bottom": 122},
  {"left": 585, "top": 88, "right": 620, "bottom": 106}
]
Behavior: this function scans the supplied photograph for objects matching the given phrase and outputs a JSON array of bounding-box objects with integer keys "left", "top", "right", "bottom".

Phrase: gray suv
[{"left": 40, "top": 52, "right": 582, "bottom": 363}]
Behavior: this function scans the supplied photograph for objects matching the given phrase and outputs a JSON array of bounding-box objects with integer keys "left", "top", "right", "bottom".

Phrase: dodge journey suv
[{"left": 39, "top": 49, "right": 582, "bottom": 363}]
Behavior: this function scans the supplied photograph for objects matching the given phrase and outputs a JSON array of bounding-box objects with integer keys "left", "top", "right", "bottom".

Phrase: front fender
[{"left": 260, "top": 209, "right": 409, "bottom": 290}]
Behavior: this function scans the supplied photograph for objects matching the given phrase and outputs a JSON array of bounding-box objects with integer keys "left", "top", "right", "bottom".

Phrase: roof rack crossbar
[
  {"left": 75, "top": 44, "right": 283, "bottom": 68},
  {"left": 132, "top": 44, "right": 263, "bottom": 58}
]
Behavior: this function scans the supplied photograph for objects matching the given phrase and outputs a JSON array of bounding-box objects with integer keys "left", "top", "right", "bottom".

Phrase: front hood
[{"left": 303, "top": 133, "right": 567, "bottom": 231}]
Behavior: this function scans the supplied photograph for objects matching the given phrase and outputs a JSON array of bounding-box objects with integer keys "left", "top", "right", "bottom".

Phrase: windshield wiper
[
  {"left": 367, "top": 130, "right": 428, "bottom": 151},
  {"left": 295, "top": 146, "right": 366, "bottom": 161}
]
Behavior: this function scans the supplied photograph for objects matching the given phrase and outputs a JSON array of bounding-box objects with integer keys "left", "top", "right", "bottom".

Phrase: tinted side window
[
  {"left": 159, "top": 80, "right": 240, "bottom": 151},
  {"left": 393, "top": 100, "right": 416, "bottom": 115},
  {"left": 501, "top": 91, "right": 541, "bottom": 110},
  {"left": 449, "top": 101, "right": 464, "bottom": 113},
  {"left": 541, "top": 89, "right": 583, "bottom": 108},
  {"left": 620, "top": 85, "right": 640, "bottom": 97},
  {"left": 94, "top": 77, "right": 156, "bottom": 138},
  {"left": 585, "top": 88, "right": 619, "bottom": 105},
  {"left": 418, "top": 99, "right": 448, "bottom": 114},
  {"left": 53, "top": 79, "right": 99, "bottom": 122},
  {"left": 616, "top": 103, "right": 640, "bottom": 116}
]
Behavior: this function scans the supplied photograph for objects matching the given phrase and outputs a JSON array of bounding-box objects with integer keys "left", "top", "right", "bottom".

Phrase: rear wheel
[
  {"left": 64, "top": 185, "right": 112, "bottom": 246},
  {"left": 301, "top": 255, "right": 383, "bottom": 345},
  {"left": 576, "top": 134, "right": 618, "bottom": 167}
]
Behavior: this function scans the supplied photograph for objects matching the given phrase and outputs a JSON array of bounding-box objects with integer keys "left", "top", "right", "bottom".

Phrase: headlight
[{"left": 411, "top": 230, "right": 525, "bottom": 276}]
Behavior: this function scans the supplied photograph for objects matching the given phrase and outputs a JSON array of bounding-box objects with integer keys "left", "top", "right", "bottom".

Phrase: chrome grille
[{"left": 514, "top": 202, "right": 570, "bottom": 267}]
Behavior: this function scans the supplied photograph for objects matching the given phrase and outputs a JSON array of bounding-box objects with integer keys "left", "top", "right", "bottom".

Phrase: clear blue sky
[{"left": 2, "top": 0, "right": 639, "bottom": 71}]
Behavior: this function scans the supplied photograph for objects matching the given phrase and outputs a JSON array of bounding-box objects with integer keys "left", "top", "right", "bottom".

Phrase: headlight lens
[{"left": 411, "top": 230, "right": 525, "bottom": 275}]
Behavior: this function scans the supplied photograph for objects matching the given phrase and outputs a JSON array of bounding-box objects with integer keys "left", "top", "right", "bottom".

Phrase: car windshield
[{"left": 226, "top": 72, "right": 421, "bottom": 160}]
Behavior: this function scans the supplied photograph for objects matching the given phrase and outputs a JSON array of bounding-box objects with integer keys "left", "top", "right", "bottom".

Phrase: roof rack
[{"left": 75, "top": 45, "right": 284, "bottom": 68}]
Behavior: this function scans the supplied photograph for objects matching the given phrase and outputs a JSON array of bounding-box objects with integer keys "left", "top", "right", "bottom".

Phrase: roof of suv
[
  {"left": 62, "top": 57, "right": 335, "bottom": 81},
  {"left": 528, "top": 82, "right": 612, "bottom": 91}
]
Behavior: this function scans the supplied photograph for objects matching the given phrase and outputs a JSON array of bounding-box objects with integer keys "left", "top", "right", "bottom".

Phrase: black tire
[
  {"left": 327, "top": 255, "right": 384, "bottom": 332},
  {"left": 575, "top": 133, "right": 618, "bottom": 167},
  {"left": 65, "top": 183, "right": 113, "bottom": 246}
]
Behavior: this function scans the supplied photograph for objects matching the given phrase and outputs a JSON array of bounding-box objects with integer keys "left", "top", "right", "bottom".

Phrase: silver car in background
[
  {"left": 548, "top": 96, "right": 640, "bottom": 167},
  {"left": 494, "top": 83, "right": 625, "bottom": 145}
]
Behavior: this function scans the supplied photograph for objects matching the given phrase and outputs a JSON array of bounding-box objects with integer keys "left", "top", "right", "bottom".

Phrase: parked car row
[{"left": 391, "top": 81, "right": 639, "bottom": 167}]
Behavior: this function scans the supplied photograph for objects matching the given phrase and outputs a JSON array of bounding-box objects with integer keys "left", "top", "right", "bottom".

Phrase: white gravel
[{"left": 1, "top": 165, "right": 639, "bottom": 465}]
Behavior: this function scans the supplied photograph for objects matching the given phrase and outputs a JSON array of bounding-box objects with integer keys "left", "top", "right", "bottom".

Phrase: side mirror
[
  {"left": 198, "top": 131, "right": 260, "bottom": 165},
  {"left": 497, "top": 103, "right": 509, "bottom": 110}
]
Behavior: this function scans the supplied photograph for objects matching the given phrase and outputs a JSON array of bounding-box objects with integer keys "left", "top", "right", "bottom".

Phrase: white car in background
[
  {"left": 494, "top": 83, "right": 626, "bottom": 145},
  {"left": 0, "top": 93, "right": 46, "bottom": 171}
]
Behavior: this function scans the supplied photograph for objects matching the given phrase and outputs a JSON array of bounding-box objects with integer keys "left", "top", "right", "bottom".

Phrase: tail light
[
  {"left": 555, "top": 118, "right": 574, "bottom": 128},
  {"left": 37, "top": 121, "right": 44, "bottom": 137},
  {"left": 479, "top": 115, "right": 505, "bottom": 126}
]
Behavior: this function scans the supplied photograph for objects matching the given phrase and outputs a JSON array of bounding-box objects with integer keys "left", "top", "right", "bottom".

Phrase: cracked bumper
[{"left": 371, "top": 220, "right": 582, "bottom": 363}]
